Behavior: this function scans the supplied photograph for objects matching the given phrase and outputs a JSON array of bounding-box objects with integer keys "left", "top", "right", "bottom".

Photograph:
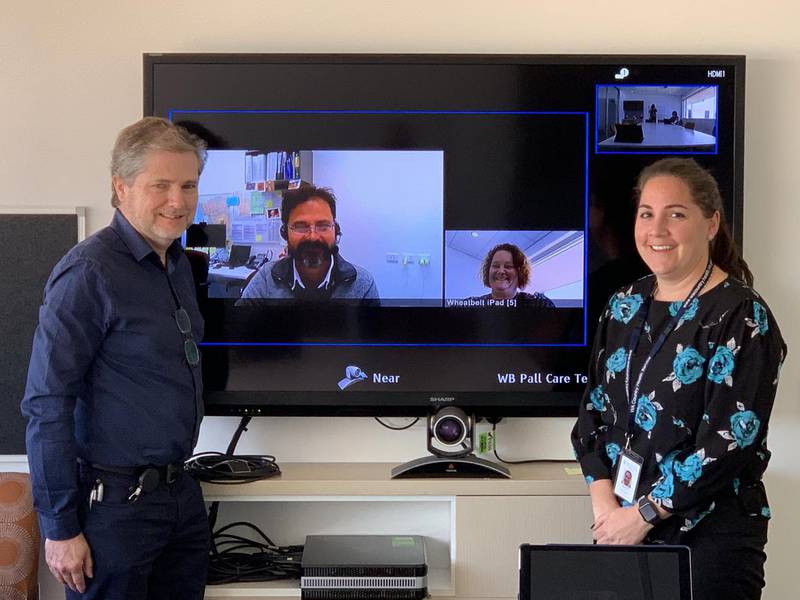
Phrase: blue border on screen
[
  {"left": 170, "top": 108, "right": 590, "bottom": 348},
  {"left": 594, "top": 84, "right": 720, "bottom": 156},
  {"left": 201, "top": 342, "right": 586, "bottom": 348}
]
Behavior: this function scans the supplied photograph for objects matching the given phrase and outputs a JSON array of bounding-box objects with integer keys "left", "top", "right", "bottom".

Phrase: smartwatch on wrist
[{"left": 637, "top": 496, "right": 662, "bottom": 525}]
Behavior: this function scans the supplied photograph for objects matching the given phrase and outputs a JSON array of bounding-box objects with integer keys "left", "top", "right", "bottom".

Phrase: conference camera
[
  {"left": 391, "top": 407, "right": 510, "bottom": 479},
  {"left": 429, "top": 407, "right": 471, "bottom": 456}
]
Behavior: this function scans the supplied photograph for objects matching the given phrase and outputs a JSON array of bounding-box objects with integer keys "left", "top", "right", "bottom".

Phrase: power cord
[
  {"left": 374, "top": 416, "right": 420, "bottom": 430},
  {"left": 188, "top": 417, "right": 301, "bottom": 585},
  {"left": 185, "top": 452, "right": 280, "bottom": 484},
  {"left": 206, "top": 521, "right": 303, "bottom": 585},
  {"left": 491, "top": 423, "right": 569, "bottom": 465}
]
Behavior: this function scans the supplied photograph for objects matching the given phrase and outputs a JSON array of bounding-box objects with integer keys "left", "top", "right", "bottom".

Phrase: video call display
[
  {"left": 597, "top": 84, "right": 719, "bottom": 154},
  {"left": 146, "top": 55, "right": 745, "bottom": 416}
]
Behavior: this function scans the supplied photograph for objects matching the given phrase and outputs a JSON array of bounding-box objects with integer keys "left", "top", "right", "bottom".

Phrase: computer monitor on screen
[
  {"left": 186, "top": 222, "right": 227, "bottom": 248},
  {"left": 228, "top": 244, "right": 251, "bottom": 267}
]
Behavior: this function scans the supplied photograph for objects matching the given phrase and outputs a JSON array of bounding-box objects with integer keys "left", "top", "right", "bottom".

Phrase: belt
[{"left": 79, "top": 459, "right": 185, "bottom": 485}]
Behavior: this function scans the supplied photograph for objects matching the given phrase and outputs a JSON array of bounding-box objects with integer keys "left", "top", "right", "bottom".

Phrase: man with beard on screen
[{"left": 238, "top": 186, "right": 379, "bottom": 304}]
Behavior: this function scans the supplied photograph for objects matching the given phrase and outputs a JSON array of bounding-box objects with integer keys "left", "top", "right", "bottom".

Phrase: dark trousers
[
  {"left": 67, "top": 468, "right": 209, "bottom": 600},
  {"left": 674, "top": 496, "right": 768, "bottom": 600}
]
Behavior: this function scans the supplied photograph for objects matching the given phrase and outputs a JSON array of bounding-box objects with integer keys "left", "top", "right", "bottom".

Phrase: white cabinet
[{"left": 203, "top": 462, "right": 592, "bottom": 600}]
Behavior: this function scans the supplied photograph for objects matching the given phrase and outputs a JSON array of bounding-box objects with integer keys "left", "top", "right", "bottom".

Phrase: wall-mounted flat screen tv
[{"left": 144, "top": 54, "right": 744, "bottom": 417}]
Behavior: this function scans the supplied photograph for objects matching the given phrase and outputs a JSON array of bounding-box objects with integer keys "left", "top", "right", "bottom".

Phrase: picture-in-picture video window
[
  {"left": 445, "top": 230, "right": 584, "bottom": 309},
  {"left": 596, "top": 84, "right": 718, "bottom": 154},
  {"left": 185, "top": 109, "right": 588, "bottom": 348},
  {"left": 193, "top": 149, "right": 445, "bottom": 307}
]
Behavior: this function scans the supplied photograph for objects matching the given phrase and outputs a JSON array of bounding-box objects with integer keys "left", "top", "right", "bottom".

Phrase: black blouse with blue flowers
[{"left": 571, "top": 275, "right": 786, "bottom": 539}]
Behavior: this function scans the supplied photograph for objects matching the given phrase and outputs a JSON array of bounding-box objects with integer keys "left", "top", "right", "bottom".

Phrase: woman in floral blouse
[{"left": 571, "top": 158, "right": 786, "bottom": 600}]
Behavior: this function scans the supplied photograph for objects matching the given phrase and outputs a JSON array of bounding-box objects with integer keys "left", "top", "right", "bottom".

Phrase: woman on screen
[
  {"left": 667, "top": 110, "right": 681, "bottom": 125},
  {"left": 470, "top": 243, "right": 554, "bottom": 307},
  {"left": 571, "top": 158, "right": 786, "bottom": 600}
]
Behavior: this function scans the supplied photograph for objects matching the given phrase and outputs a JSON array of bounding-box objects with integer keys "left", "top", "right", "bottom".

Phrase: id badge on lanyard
[
  {"left": 615, "top": 259, "right": 714, "bottom": 503},
  {"left": 613, "top": 448, "right": 644, "bottom": 504}
]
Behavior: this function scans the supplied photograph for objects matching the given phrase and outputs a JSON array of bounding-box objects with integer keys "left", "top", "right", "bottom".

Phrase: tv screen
[{"left": 144, "top": 54, "right": 744, "bottom": 417}]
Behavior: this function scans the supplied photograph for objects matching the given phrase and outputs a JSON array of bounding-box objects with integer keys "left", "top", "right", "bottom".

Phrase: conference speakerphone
[{"left": 301, "top": 535, "right": 428, "bottom": 599}]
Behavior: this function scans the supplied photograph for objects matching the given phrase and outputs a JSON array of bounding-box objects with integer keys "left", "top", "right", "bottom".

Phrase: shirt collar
[
  {"left": 291, "top": 256, "right": 334, "bottom": 290},
  {"left": 111, "top": 210, "right": 184, "bottom": 269}
]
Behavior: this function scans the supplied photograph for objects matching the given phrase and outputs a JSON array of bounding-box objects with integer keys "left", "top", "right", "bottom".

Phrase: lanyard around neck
[{"left": 623, "top": 259, "right": 714, "bottom": 447}]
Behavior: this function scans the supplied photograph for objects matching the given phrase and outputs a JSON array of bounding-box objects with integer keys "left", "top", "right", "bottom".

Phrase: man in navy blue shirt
[{"left": 22, "top": 117, "right": 209, "bottom": 599}]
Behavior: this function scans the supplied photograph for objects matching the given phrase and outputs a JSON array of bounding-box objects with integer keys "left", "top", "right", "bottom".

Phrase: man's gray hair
[{"left": 110, "top": 117, "right": 207, "bottom": 207}]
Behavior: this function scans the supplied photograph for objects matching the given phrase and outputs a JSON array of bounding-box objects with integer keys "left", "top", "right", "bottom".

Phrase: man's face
[
  {"left": 113, "top": 150, "right": 200, "bottom": 255},
  {"left": 286, "top": 197, "right": 337, "bottom": 269}
]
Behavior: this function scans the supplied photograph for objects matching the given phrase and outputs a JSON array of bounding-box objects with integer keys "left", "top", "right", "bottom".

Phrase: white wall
[
  {"left": 200, "top": 150, "right": 248, "bottom": 195},
  {"left": 2, "top": 2, "right": 798, "bottom": 599},
  {"left": 619, "top": 89, "right": 682, "bottom": 121},
  {"left": 528, "top": 238, "right": 585, "bottom": 298}
]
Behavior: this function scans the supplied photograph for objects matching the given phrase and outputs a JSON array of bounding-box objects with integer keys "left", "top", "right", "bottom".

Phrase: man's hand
[
  {"left": 592, "top": 506, "right": 652, "bottom": 545},
  {"left": 45, "top": 534, "right": 93, "bottom": 593}
]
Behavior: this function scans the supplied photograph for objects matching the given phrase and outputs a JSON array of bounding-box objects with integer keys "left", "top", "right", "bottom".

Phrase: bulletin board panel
[{"left": 0, "top": 209, "right": 85, "bottom": 455}]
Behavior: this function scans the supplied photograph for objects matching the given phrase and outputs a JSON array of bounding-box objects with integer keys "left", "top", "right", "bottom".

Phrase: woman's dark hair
[
  {"left": 480, "top": 243, "right": 531, "bottom": 289},
  {"left": 634, "top": 157, "right": 753, "bottom": 286}
]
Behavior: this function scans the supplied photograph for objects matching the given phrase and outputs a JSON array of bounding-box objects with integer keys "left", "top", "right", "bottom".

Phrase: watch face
[{"left": 639, "top": 499, "right": 659, "bottom": 523}]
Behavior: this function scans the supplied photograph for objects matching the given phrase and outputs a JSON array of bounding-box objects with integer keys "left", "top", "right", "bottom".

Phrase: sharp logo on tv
[
  {"left": 429, "top": 396, "right": 456, "bottom": 404},
  {"left": 338, "top": 365, "right": 368, "bottom": 390}
]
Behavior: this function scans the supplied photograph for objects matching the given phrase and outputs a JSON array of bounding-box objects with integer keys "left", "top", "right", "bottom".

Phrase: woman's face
[
  {"left": 635, "top": 175, "right": 719, "bottom": 284},
  {"left": 488, "top": 250, "right": 519, "bottom": 297}
]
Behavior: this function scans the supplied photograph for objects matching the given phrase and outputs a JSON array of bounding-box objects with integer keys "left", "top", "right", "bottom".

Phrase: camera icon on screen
[{"left": 338, "top": 365, "right": 368, "bottom": 390}]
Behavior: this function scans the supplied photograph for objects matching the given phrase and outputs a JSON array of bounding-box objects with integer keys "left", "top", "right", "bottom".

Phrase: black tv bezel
[{"left": 143, "top": 53, "right": 745, "bottom": 418}]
